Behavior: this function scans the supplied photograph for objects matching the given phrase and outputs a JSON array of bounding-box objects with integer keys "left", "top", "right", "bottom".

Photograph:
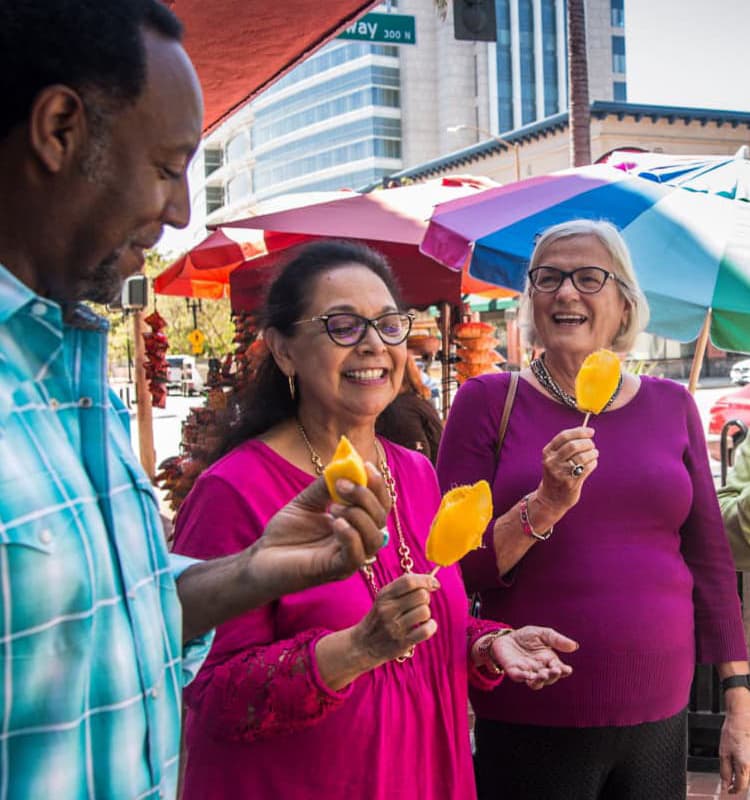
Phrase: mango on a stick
[
  {"left": 575, "top": 349, "right": 621, "bottom": 415},
  {"left": 426, "top": 480, "right": 493, "bottom": 567},
  {"left": 323, "top": 435, "right": 368, "bottom": 504}
]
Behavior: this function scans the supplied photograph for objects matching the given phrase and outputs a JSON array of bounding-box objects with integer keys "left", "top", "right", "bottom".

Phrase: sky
[{"left": 625, "top": 0, "right": 750, "bottom": 111}]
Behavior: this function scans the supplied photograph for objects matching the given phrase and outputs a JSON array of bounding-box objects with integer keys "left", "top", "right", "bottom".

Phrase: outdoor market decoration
[
  {"left": 426, "top": 480, "right": 492, "bottom": 573},
  {"left": 142, "top": 309, "right": 169, "bottom": 409},
  {"left": 453, "top": 321, "right": 502, "bottom": 384}
]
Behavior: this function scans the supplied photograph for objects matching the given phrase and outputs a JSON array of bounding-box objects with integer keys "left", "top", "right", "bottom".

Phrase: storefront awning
[{"left": 169, "top": 0, "right": 380, "bottom": 132}]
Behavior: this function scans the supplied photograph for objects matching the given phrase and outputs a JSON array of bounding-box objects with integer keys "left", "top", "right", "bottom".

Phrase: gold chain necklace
[{"left": 296, "top": 421, "right": 416, "bottom": 661}]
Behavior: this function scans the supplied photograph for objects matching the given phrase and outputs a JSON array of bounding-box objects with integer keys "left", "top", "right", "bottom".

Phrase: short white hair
[{"left": 518, "top": 219, "right": 650, "bottom": 352}]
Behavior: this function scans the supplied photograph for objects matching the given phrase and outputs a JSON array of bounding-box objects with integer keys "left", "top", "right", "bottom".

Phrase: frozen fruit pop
[
  {"left": 426, "top": 480, "right": 493, "bottom": 573},
  {"left": 575, "top": 348, "right": 621, "bottom": 424},
  {"left": 323, "top": 435, "right": 368, "bottom": 504}
]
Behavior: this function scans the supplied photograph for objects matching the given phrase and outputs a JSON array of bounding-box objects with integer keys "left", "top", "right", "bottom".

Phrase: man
[
  {"left": 0, "top": 2, "right": 388, "bottom": 797},
  {"left": 719, "top": 434, "right": 750, "bottom": 571}
]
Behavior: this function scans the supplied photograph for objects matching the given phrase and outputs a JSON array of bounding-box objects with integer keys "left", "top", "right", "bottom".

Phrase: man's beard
[{"left": 77, "top": 255, "right": 124, "bottom": 305}]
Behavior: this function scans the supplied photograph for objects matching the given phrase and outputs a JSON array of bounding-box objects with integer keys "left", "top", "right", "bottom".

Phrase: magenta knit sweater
[{"left": 437, "top": 373, "right": 747, "bottom": 728}]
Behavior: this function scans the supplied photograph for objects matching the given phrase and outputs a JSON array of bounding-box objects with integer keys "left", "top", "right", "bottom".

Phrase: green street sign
[{"left": 338, "top": 12, "right": 416, "bottom": 46}]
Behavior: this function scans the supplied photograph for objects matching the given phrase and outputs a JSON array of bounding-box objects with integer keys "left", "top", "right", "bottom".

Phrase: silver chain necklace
[{"left": 530, "top": 353, "right": 622, "bottom": 412}]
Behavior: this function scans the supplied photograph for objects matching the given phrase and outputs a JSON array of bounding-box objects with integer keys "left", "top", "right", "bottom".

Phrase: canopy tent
[{"left": 170, "top": 0, "right": 380, "bottom": 133}]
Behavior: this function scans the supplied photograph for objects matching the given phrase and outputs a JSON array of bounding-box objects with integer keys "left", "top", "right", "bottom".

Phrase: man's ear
[
  {"left": 263, "top": 328, "right": 295, "bottom": 377},
  {"left": 28, "top": 85, "right": 87, "bottom": 173}
]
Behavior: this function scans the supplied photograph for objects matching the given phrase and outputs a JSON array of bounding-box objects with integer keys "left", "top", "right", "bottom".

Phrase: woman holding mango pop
[
  {"left": 172, "top": 241, "right": 576, "bottom": 800},
  {"left": 438, "top": 219, "right": 750, "bottom": 798}
]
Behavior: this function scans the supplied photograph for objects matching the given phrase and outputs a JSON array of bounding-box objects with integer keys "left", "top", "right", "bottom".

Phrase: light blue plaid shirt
[{"left": 0, "top": 264, "right": 210, "bottom": 799}]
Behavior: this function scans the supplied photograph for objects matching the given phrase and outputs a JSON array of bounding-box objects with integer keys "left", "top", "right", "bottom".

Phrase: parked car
[
  {"left": 166, "top": 354, "right": 204, "bottom": 395},
  {"left": 707, "top": 384, "right": 750, "bottom": 461},
  {"left": 730, "top": 358, "right": 750, "bottom": 385}
]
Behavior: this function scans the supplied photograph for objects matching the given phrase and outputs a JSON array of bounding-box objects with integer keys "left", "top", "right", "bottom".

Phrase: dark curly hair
[
  {"left": 215, "top": 240, "right": 403, "bottom": 457},
  {"left": 0, "top": 0, "right": 182, "bottom": 140}
]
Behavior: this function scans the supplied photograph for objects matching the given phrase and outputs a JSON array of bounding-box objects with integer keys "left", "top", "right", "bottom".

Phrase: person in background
[
  {"left": 437, "top": 219, "right": 750, "bottom": 798},
  {"left": 718, "top": 434, "right": 750, "bottom": 571},
  {"left": 172, "top": 240, "right": 578, "bottom": 800},
  {"left": 376, "top": 352, "right": 443, "bottom": 463},
  {"left": 0, "top": 4, "right": 390, "bottom": 798}
]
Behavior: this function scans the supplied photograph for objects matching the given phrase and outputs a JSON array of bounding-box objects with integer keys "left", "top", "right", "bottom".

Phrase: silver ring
[
  {"left": 380, "top": 526, "right": 390, "bottom": 547},
  {"left": 570, "top": 462, "right": 585, "bottom": 478},
  {"left": 363, "top": 555, "right": 377, "bottom": 565}
]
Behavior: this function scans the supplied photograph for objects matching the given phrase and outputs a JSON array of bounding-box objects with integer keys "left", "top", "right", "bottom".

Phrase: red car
[{"left": 708, "top": 385, "right": 750, "bottom": 461}]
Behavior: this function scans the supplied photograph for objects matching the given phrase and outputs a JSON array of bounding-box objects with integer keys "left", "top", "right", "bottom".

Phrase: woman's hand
[
  {"left": 492, "top": 626, "right": 578, "bottom": 689},
  {"left": 351, "top": 573, "right": 440, "bottom": 666},
  {"left": 536, "top": 426, "right": 598, "bottom": 514},
  {"left": 719, "top": 693, "right": 750, "bottom": 793}
]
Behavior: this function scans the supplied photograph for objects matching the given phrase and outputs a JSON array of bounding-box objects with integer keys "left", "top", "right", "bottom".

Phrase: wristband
[
  {"left": 520, "top": 494, "right": 554, "bottom": 541},
  {"left": 721, "top": 674, "right": 750, "bottom": 693}
]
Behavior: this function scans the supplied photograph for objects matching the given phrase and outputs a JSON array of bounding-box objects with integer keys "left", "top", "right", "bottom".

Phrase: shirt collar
[{"left": 0, "top": 262, "right": 109, "bottom": 332}]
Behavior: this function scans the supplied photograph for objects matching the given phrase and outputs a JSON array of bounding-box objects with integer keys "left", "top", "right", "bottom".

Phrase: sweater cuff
[
  {"left": 307, "top": 630, "right": 356, "bottom": 701},
  {"left": 467, "top": 619, "right": 511, "bottom": 690}
]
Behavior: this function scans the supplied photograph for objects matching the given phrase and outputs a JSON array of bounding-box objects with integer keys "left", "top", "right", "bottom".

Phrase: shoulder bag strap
[{"left": 495, "top": 371, "right": 519, "bottom": 460}]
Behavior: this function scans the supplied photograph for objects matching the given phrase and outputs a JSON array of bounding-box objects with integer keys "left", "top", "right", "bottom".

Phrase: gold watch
[{"left": 475, "top": 628, "right": 514, "bottom": 675}]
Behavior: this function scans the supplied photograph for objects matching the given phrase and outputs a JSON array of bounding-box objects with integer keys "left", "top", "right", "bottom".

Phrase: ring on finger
[
  {"left": 379, "top": 526, "right": 390, "bottom": 548},
  {"left": 363, "top": 555, "right": 377, "bottom": 565},
  {"left": 569, "top": 460, "right": 585, "bottom": 478}
]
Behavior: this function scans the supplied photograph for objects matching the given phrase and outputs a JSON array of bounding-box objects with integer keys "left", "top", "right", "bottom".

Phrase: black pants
[{"left": 474, "top": 709, "right": 687, "bottom": 800}]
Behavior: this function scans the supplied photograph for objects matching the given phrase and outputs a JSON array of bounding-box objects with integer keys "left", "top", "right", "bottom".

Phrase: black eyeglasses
[
  {"left": 295, "top": 311, "right": 414, "bottom": 347},
  {"left": 528, "top": 266, "right": 628, "bottom": 294}
]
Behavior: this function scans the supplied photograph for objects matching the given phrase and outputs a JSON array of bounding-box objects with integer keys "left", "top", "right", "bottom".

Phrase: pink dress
[{"left": 173, "top": 438, "right": 501, "bottom": 800}]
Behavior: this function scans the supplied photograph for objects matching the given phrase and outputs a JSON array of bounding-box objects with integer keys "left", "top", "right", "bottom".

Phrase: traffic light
[{"left": 453, "top": 0, "right": 496, "bottom": 42}]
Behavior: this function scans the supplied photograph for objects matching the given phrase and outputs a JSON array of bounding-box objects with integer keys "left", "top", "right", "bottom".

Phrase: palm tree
[{"left": 567, "top": 0, "right": 591, "bottom": 166}]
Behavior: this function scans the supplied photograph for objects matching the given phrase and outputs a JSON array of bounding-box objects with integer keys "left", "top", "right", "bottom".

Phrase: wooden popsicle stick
[
  {"left": 582, "top": 412, "right": 591, "bottom": 427},
  {"left": 429, "top": 565, "right": 440, "bottom": 578}
]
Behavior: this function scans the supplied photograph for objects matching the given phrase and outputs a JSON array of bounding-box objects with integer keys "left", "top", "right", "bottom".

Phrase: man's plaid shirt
[{"left": 0, "top": 265, "right": 209, "bottom": 799}]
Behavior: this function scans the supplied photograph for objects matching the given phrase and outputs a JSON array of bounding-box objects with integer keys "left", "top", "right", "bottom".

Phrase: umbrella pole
[
  {"left": 439, "top": 301, "right": 452, "bottom": 420},
  {"left": 687, "top": 309, "right": 712, "bottom": 395},
  {"left": 133, "top": 310, "right": 156, "bottom": 479}
]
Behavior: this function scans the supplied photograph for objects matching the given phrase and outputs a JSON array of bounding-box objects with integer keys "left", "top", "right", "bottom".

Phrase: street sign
[{"left": 338, "top": 12, "right": 416, "bottom": 46}]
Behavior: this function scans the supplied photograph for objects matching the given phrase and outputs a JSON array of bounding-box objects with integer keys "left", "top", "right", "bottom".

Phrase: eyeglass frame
[
  {"left": 527, "top": 266, "right": 629, "bottom": 294},
  {"left": 293, "top": 310, "right": 415, "bottom": 347}
]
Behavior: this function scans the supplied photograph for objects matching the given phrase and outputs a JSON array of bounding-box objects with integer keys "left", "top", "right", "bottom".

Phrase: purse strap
[{"left": 495, "top": 371, "right": 519, "bottom": 459}]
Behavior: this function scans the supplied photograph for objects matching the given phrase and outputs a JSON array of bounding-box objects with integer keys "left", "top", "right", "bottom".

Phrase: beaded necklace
[
  {"left": 530, "top": 353, "right": 623, "bottom": 412},
  {"left": 296, "top": 423, "right": 416, "bottom": 661}
]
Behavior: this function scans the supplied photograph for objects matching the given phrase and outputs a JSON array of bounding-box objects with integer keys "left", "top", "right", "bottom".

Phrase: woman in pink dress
[{"left": 172, "top": 240, "right": 577, "bottom": 800}]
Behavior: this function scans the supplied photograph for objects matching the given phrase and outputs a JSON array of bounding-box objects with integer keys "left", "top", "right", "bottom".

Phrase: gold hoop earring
[{"left": 288, "top": 374, "right": 296, "bottom": 401}]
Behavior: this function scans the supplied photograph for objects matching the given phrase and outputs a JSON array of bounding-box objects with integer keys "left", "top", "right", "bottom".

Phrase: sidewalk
[{"left": 688, "top": 771, "right": 750, "bottom": 798}]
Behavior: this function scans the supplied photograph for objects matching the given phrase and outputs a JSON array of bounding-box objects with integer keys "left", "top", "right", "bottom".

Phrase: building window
[
  {"left": 541, "top": 0, "right": 559, "bottom": 117},
  {"left": 205, "top": 186, "right": 224, "bottom": 214},
  {"left": 495, "top": 0, "right": 513, "bottom": 132},
  {"left": 613, "top": 81, "right": 627, "bottom": 101},
  {"left": 612, "top": 36, "right": 626, "bottom": 74},
  {"left": 518, "top": 0, "right": 536, "bottom": 126},
  {"left": 610, "top": 0, "right": 624, "bottom": 28},
  {"left": 204, "top": 148, "right": 222, "bottom": 178}
]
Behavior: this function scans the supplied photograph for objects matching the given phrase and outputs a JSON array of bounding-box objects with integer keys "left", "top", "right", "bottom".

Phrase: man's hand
[
  {"left": 720, "top": 703, "right": 750, "bottom": 794},
  {"left": 250, "top": 463, "right": 391, "bottom": 596},
  {"left": 178, "top": 464, "right": 391, "bottom": 643}
]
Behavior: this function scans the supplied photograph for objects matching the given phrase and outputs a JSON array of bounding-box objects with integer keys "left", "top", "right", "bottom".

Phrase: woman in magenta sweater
[
  {"left": 172, "top": 240, "right": 577, "bottom": 800},
  {"left": 438, "top": 219, "right": 750, "bottom": 798}
]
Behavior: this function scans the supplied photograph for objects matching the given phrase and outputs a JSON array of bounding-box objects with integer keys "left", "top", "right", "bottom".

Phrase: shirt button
[
  {"left": 38, "top": 529, "right": 52, "bottom": 545},
  {"left": 30, "top": 302, "right": 47, "bottom": 317},
  {"left": 79, "top": 397, "right": 93, "bottom": 408},
  {"left": 49, "top": 399, "right": 60, "bottom": 410}
]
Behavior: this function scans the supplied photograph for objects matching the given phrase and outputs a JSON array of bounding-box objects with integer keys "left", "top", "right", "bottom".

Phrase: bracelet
[
  {"left": 520, "top": 494, "right": 554, "bottom": 541},
  {"left": 721, "top": 674, "right": 750, "bottom": 693},
  {"left": 475, "top": 628, "right": 514, "bottom": 675}
]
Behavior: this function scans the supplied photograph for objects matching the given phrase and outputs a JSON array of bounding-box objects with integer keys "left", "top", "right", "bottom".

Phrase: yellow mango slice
[
  {"left": 575, "top": 349, "right": 621, "bottom": 414},
  {"left": 323, "top": 435, "right": 368, "bottom": 504},
  {"left": 426, "top": 481, "right": 493, "bottom": 567}
]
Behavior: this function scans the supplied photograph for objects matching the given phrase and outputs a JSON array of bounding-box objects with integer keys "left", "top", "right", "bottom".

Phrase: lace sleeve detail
[
  {"left": 466, "top": 616, "right": 508, "bottom": 690},
  {"left": 184, "top": 628, "right": 353, "bottom": 742}
]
